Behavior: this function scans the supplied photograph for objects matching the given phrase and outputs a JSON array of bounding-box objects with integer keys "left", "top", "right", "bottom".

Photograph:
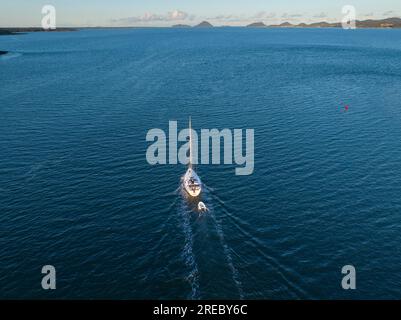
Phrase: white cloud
[
  {"left": 168, "top": 10, "right": 190, "bottom": 20},
  {"left": 313, "top": 12, "right": 327, "bottom": 19},
  {"left": 363, "top": 12, "right": 374, "bottom": 17},
  {"left": 252, "top": 11, "right": 276, "bottom": 20},
  {"left": 206, "top": 14, "right": 246, "bottom": 22},
  {"left": 203, "top": 11, "right": 279, "bottom": 26},
  {"left": 383, "top": 10, "right": 397, "bottom": 17},
  {"left": 282, "top": 13, "right": 303, "bottom": 19},
  {"left": 112, "top": 10, "right": 194, "bottom": 25}
]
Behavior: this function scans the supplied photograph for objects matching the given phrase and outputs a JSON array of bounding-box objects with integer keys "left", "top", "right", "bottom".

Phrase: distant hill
[
  {"left": 356, "top": 17, "right": 401, "bottom": 28},
  {"left": 246, "top": 22, "right": 267, "bottom": 28},
  {"left": 0, "top": 30, "right": 13, "bottom": 35},
  {"left": 308, "top": 21, "right": 339, "bottom": 28},
  {"left": 269, "top": 22, "right": 295, "bottom": 27},
  {"left": 172, "top": 24, "right": 191, "bottom": 28},
  {"left": 0, "top": 27, "right": 76, "bottom": 35},
  {"left": 268, "top": 17, "right": 401, "bottom": 28},
  {"left": 194, "top": 21, "right": 213, "bottom": 28}
]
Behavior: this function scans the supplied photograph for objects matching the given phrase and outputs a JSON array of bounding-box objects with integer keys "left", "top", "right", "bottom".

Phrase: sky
[{"left": 1, "top": 0, "right": 400, "bottom": 27}]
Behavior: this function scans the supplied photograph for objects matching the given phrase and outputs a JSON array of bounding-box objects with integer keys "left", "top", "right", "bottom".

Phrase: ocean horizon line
[{"left": 2, "top": 16, "right": 401, "bottom": 30}]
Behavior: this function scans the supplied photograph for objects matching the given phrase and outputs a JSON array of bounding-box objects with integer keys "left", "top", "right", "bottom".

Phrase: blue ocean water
[{"left": 1, "top": 28, "right": 401, "bottom": 299}]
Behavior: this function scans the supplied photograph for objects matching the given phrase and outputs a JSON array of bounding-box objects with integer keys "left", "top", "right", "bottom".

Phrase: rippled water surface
[{"left": 1, "top": 28, "right": 401, "bottom": 299}]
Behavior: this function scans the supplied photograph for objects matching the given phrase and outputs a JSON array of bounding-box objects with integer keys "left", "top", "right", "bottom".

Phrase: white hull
[
  {"left": 198, "top": 201, "right": 207, "bottom": 212},
  {"left": 183, "top": 168, "right": 202, "bottom": 197},
  {"left": 183, "top": 118, "right": 202, "bottom": 198}
]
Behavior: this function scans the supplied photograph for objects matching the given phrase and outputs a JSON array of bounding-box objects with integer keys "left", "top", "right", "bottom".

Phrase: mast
[{"left": 189, "top": 117, "right": 192, "bottom": 169}]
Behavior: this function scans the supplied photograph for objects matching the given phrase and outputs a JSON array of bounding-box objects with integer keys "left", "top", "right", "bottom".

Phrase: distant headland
[
  {"left": 0, "top": 28, "right": 77, "bottom": 59},
  {"left": 1, "top": 17, "right": 401, "bottom": 32},
  {"left": 171, "top": 24, "right": 191, "bottom": 28},
  {"left": 0, "top": 27, "right": 76, "bottom": 35},
  {"left": 268, "top": 17, "right": 401, "bottom": 28},
  {"left": 247, "top": 17, "right": 401, "bottom": 28},
  {"left": 194, "top": 21, "right": 214, "bottom": 28},
  {"left": 172, "top": 21, "right": 214, "bottom": 28},
  {"left": 171, "top": 17, "right": 401, "bottom": 28},
  {"left": 246, "top": 22, "right": 267, "bottom": 28}
]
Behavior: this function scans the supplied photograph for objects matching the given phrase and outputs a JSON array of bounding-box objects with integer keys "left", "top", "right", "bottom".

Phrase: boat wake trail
[
  {"left": 203, "top": 184, "right": 245, "bottom": 299},
  {"left": 178, "top": 186, "right": 200, "bottom": 300},
  {"left": 177, "top": 178, "right": 244, "bottom": 299},
  {"left": 205, "top": 186, "right": 309, "bottom": 299}
]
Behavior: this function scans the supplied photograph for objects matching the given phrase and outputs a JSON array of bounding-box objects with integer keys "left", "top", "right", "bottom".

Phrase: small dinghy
[{"left": 198, "top": 201, "right": 207, "bottom": 212}]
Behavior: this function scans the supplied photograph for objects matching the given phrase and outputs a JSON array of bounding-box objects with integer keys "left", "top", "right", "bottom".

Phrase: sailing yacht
[{"left": 183, "top": 118, "right": 202, "bottom": 197}]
